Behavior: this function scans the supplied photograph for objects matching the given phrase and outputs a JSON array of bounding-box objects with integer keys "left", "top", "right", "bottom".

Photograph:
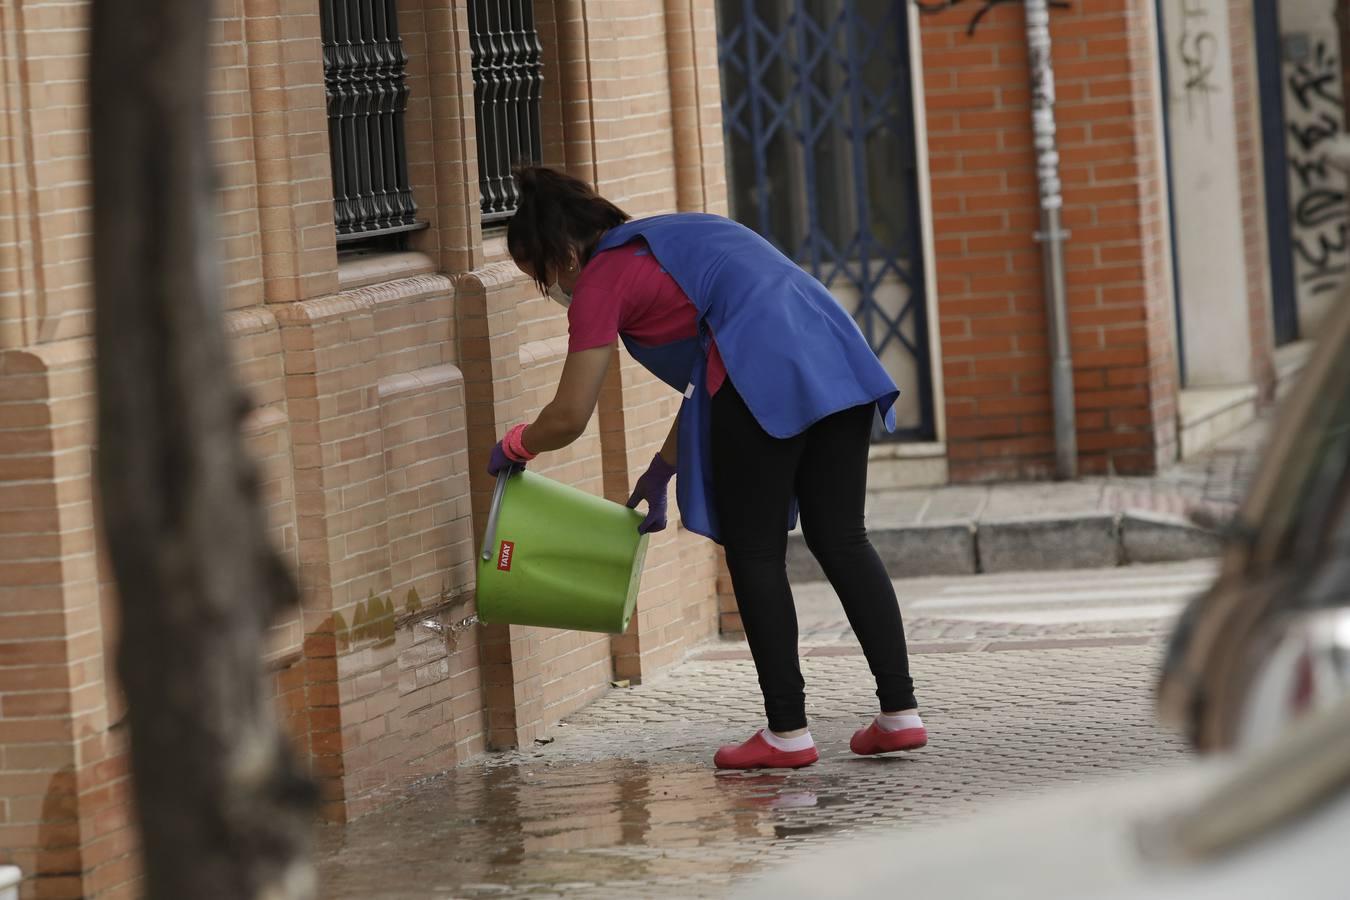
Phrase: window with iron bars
[
  {"left": 469, "top": 0, "right": 545, "bottom": 224},
  {"left": 319, "top": 0, "right": 423, "bottom": 246}
]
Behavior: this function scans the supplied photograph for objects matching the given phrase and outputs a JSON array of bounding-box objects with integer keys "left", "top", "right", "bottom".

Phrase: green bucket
[{"left": 476, "top": 469, "right": 650, "bottom": 634}]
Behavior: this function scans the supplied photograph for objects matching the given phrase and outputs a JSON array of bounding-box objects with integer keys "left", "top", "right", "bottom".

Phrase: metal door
[{"left": 715, "top": 0, "right": 934, "bottom": 440}]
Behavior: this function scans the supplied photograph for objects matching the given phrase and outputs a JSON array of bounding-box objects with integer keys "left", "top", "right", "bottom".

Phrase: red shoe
[
  {"left": 850, "top": 720, "right": 928, "bottom": 756},
  {"left": 713, "top": 731, "right": 819, "bottom": 770}
]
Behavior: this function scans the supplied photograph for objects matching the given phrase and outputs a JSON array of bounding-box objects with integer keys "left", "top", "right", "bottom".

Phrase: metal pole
[{"left": 1025, "top": 0, "right": 1077, "bottom": 479}]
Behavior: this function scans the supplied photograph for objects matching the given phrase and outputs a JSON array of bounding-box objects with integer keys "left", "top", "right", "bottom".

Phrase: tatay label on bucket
[{"left": 497, "top": 540, "right": 515, "bottom": 572}]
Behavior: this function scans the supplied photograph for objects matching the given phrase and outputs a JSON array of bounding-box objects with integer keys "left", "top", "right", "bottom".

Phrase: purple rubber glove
[
  {"left": 626, "top": 454, "right": 676, "bottom": 535},
  {"left": 487, "top": 440, "right": 524, "bottom": 477}
]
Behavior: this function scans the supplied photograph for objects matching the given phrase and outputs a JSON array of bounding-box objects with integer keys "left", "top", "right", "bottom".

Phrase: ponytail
[{"left": 507, "top": 166, "right": 630, "bottom": 294}]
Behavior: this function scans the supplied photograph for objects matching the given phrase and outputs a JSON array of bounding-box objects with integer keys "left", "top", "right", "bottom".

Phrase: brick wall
[
  {"left": 0, "top": 341, "right": 138, "bottom": 900},
  {"left": 212, "top": 0, "right": 267, "bottom": 312},
  {"left": 0, "top": 3, "right": 299, "bottom": 892},
  {"left": 274, "top": 269, "right": 485, "bottom": 823},
  {"left": 593, "top": 0, "right": 723, "bottom": 664},
  {"left": 3, "top": 0, "right": 731, "bottom": 894},
  {"left": 3, "top": 5, "right": 92, "bottom": 345},
  {"left": 240, "top": 0, "right": 338, "bottom": 304},
  {"left": 919, "top": 0, "right": 1180, "bottom": 479},
  {"left": 461, "top": 0, "right": 727, "bottom": 747}
]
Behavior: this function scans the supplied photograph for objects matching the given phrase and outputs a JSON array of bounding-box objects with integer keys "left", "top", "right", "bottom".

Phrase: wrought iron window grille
[
  {"left": 320, "top": 0, "right": 425, "bottom": 244},
  {"left": 469, "top": 0, "right": 545, "bottom": 225},
  {"left": 715, "top": 0, "right": 935, "bottom": 441}
]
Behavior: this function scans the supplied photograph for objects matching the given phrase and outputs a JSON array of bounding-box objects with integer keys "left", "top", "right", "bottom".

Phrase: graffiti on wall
[
  {"left": 1285, "top": 39, "right": 1349, "bottom": 299},
  {"left": 1174, "top": 0, "right": 1221, "bottom": 138},
  {"left": 914, "top": 0, "right": 1070, "bottom": 38}
]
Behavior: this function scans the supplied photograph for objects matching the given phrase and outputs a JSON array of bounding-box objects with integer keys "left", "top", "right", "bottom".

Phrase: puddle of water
[{"left": 314, "top": 759, "right": 868, "bottom": 898}]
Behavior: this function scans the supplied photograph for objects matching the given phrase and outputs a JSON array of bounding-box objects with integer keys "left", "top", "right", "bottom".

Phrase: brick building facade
[
  {"left": 2, "top": 1, "right": 730, "bottom": 896},
  {"left": 917, "top": 0, "right": 1307, "bottom": 481},
  {"left": 0, "top": 0, "right": 1341, "bottom": 897}
]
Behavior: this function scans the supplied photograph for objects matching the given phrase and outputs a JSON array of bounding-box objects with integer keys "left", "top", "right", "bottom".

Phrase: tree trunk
[{"left": 88, "top": 0, "right": 317, "bottom": 897}]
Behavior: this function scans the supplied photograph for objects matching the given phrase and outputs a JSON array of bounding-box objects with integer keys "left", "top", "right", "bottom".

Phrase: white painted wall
[
  {"left": 1160, "top": 0, "right": 1254, "bottom": 387},
  {"left": 1278, "top": 1, "right": 1348, "bottom": 336}
]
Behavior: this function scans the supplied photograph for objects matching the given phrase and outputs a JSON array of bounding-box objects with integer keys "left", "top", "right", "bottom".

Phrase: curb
[{"left": 786, "top": 510, "right": 1223, "bottom": 581}]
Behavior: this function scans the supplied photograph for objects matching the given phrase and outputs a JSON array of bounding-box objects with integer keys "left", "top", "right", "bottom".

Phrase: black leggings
[{"left": 711, "top": 382, "right": 917, "bottom": 733}]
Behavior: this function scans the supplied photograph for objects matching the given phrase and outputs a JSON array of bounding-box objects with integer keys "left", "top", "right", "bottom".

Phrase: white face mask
[{"left": 547, "top": 283, "right": 573, "bottom": 308}]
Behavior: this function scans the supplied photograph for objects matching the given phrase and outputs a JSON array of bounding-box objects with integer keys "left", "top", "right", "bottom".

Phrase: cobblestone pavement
[{"left": 315, "top": 563, "right": 1210, "bottom": 899}]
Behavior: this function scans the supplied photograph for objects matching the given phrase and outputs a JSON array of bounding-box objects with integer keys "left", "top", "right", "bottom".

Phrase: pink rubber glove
[
  {"left": 487, "top": 424, "right": 535, "bottom": 476},
  {"left": 626, "top": 454, "right": 676, "bottom": 535}
]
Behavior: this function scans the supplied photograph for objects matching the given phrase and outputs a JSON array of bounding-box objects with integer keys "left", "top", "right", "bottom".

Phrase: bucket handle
[{"left": 480, "top": 468, "right": 512, "bottom": 562}]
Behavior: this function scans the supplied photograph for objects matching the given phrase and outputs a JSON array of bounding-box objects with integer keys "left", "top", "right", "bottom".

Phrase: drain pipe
[{"left": 1025, "top": 0, "right": 1077, "bottom": 479}]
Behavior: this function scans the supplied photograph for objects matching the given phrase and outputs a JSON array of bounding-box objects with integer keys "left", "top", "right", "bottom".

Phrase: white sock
[
  {"left": 762, "top": 728, "right": 815, "bottom": 752},
  {"left": 876, "top": 712, "right": 923, "bottom": 732}
]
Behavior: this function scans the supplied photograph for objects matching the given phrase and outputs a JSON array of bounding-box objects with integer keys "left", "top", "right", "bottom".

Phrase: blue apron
[{"left": 596, "top": 214, "right": 899, "bottom": 543}]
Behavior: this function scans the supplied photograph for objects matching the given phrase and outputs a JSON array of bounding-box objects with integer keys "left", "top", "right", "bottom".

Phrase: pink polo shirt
[{"left": 567, "top": 239, "right": 727, "bottom": 395}]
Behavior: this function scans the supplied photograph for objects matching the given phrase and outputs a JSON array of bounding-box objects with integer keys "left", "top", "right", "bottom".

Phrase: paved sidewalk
[
  {"left": 314, "top": 563, "right": 1204, "bottom": 899},
  {"left": 789, "top": 418, "right": 1268, "bottom": 579}
]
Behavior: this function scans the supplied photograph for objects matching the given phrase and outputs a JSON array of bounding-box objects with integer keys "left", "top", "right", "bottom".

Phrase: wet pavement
[{"left": 315, "top": 564, "right": 1203, "bottom": 898}]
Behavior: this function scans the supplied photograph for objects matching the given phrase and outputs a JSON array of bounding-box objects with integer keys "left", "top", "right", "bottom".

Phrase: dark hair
[{"left": 506, "top": 166, "right": 631, "bottom": 294}]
